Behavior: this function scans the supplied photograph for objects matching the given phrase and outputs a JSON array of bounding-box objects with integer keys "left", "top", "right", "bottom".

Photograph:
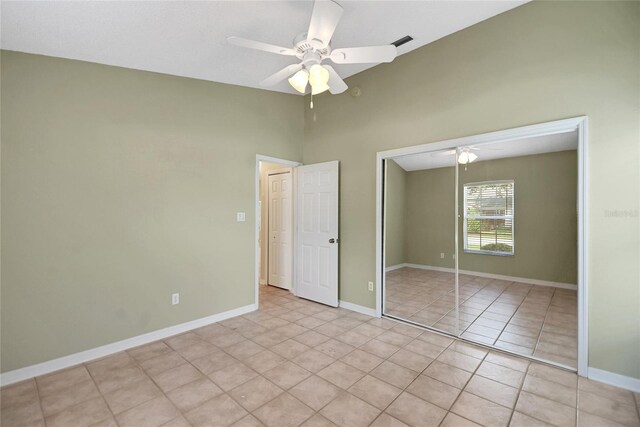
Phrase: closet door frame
[{"left": 375, "top": 116, "right": 588, "bottom": 376}]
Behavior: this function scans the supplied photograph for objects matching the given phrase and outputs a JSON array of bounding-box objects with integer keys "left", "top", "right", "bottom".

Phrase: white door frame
[
  {"left": 255, "top": 155, "right": 302, "bottom": 309},
  {"left": 267, "top": 168, "right": 293, "bottom": 289},
  {"left": 375, "top": 116, "right": 589, "bottom": 376}
]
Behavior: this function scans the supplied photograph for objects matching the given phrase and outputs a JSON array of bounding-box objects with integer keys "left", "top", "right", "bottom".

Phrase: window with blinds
[{"left": 463, "top": 180, "right": 514, "bottom": 255}]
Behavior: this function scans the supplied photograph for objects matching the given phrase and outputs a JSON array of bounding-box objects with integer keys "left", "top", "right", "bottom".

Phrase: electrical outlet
[
  {"left": 368, "top": 281, "right": 374, "bottom": 292},
  {"left": 172, "top": 293, "right": 180, "bottom": 305},
  {"left": 440, "top": 253, "right": 445, "bottom": 259},
  {"left": 237, "top": 212, "right": 246, "bottom": 222}
]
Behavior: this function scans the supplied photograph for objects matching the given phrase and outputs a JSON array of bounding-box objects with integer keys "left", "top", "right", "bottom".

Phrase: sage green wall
[
  {"left": 0, "top": 51, "right": 303, "bottom": 372},
  {"left": 399, "top": 151, "right": 578, "bottom": 284},
  {"left": 384, "top": 160, "right": 406, "bottom": 267},
  {"left": 303, "top": 1, "right": 640, "bottom": 378}
]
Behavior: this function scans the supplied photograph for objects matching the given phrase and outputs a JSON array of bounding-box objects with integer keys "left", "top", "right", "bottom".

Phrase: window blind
[{"left": 464, "top": 181, "right": 514, "bottom": 255}]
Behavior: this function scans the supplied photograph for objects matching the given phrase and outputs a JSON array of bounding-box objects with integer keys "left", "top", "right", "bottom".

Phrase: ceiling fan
[
  {"left": 226, "top": 0, "right": 398, "bottom": 99},
  {"left": 432, "top": 146, "right": 501, "bottom": 164}
]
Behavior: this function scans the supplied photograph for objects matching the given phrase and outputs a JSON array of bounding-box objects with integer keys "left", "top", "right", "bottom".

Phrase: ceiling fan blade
[
  {"left": 306, "top": 0, "right": 343, "bottom": 49},
  {"left": 430, "top": 150, "right": 457, "bottom": 157},
  {"left": 330, "top": 45, "right": 397, "bottom": 64},
  {"left": 324, "top": 65, "right": 348, "bottom": 94},
  {"left": 260, "top": 63, "right": 303, "bottom": 87},
  {"left": 227, "top": 36, "right": 296, "bottom": 56}
]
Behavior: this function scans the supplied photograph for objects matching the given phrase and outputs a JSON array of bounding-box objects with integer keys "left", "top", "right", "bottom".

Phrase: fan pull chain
[{"left": 310, "top": 93, "right": 314, "bottom": 109}]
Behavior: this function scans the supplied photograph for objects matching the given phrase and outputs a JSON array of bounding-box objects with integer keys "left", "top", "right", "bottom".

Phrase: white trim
[
  {"left": 588, "top": 367, "right": 640, "bottom": 393},
  {"left": 255, "top": 155, "right": 302, "bottom": 309},
  {"left": 339, "top": 300, "right": 378, "bottom": 317},
  {"left": 375, "top": 116, "right": 588, "bottom": 375},
  {"left": 0, "top": 303, "right": 257, "bottom": 387},
  {"left": 392, "top": 263, "right": 577, "bottom": 290},
  {"left": 384, "top": 264, "right": 406, "bottom": 272}
]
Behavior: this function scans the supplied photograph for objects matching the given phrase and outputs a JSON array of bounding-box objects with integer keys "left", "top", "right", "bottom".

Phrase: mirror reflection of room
[{"left": 383, "top": 131, "right": 578, "bottom": 369}]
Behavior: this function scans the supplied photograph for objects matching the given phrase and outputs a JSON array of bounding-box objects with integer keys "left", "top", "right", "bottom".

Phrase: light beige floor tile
[
  {"left": 317, "top": 361, "right": 366, "bottom": 389},
  {"left": 185, "top": 393, "right": 248, "bottom": 427},
  {"left": 292, "top": 349, "right": 336, "bottom": 373},
  {"left": 335, "top": 330, "right": 371, "bottom": 347},
  {"left": 271, "top": 339, "right": 310, "bottom": 359},
  {"left": 448, "top": 341, "right": 488, "bottom": 360},
  {"left": 92, "top": 364, "right": 148, "bottom": 394},
  {"left": 166, "top": 377, "right": 223, "bottom": 412},
  {"left": 348, "top": 375, "right": 402, "bottom": 410},
  {"left": 289, "top": 375, "right": 342, "bottom": 411},
  {"left": 208, "top": 362, "right": 259, "bottom": 391},
  {"left": 1, "top": 400, "right": 45, "bottom": 427},
  {"left": 475, "top": 360, "right": 525, "bottom": 388},
  {"left": 369, "top": 413, "right": 409, "bottom": 427},
  {"left": 522, "top": 374, "right": 576, "bottom": 407},
  {"left": 253, "top": 393, "right": 315, "bottom": 427},
  {"left": 386, "top": 391, "right": 447, "bottom": 426},
  {"left": 228, "top": 376, "right": 283, "bottom": 411},
  {"left": 577, "top": 411, "right": 629, "bottom": 427},
  {"left": 226, "top": 340, "right": 265, "bottom": 360},
  {"left": 340, "top": 348, "right": 384, "bottom": 372},
  {"left": 46, "top": 396, "right": 112, "bottom": 427},
  {"left": 387, "top": 349, "right": 433, "bottom": 373},
  {"left": 464, "top": 375, "right": 519, "bottom": 408},
  {"left": 578, "top": 377, "right": 637, "bottom": 406},
  {"left": 36, "top": 365, "right": 92, "bottom": 396},
  {"left": 85, "top": 353, "right": 137, "bottom": 380},
  {"left": 0, "top": 379, "right": 39, "bottom": 409},
  {"left": 527, "top": 363, "right": 577, "bottom": 388},
  {"left": 293, "top": 330, "right": 331, "bottom": 347},
  {"left": 370, "top": 361, "right": 419, "bottom": 389},
  {"left": 190, "top": 351, "right": 236, "bottom": 375},
  {"left": 406, "top": 375, "right": 461, "bottom": 410},
  {"left": 231, "top": 414, "right": 266, "bottom": 427},
  {"left": 437, "top": 348, "right": 483, "bottom": 372},
  {"left": 128, "top": 341, "right": 173, "bottom": 362},
  {"left": 245, "top": 350, "right": 286, "bottom": 373},
  {"left": 578, "top": 390, "right": 639, "bottom": 426},
  {"left": 40, "top": 378, "right": 101, "bottom": 416},
  {"left": 510, "top": 411, "right": 554, "bottom": 426},
  {"left": 314, "top": 339, "right": 355, "bottom": 359},
  {"left": 423, "top": 360, "right": 473, "bottom": 389},
  {"left": 484, "top": 351, "right": 529, "bottom": 372},
  {"left": 151, "top": 363, "right": 204, "bottom": 392},
  {"left": 320, "top": 392, "right": 381, "bottom": 427},
  {"left": 516, "top": 391, "right": 576, "bottom": 427},
  {"left": 404, "top": 338, "right": 446, "bottom": 359},
  {"left": 263, "top": 360, "right": 312, "bottom": 390},
  {"left": 139, "top": 351, "right": 188, "bottom": 376},
  {"left": 359, "top": 339, "right": 401, "bottom": 359},
  {"left": 301, "top": 413, "right": 338, "bottom": 427},
  {"left": 102, "top": 377, "right": 162, "bottom": 414},
  {"left": 115, "top": 396, "right": 180, "bottom": 427},
  {"left": 451, "top": 391, "right": 512, "bottom": 427},
  {"left": 440, "top": 412, "right": 482, "bottom": 427}
]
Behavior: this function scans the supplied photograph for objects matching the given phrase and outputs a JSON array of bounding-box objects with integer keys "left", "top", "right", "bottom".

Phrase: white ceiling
[
  {"left": 0, "top": 1, "right": 526, "bottom": 95},
  {"left": 392, "top": 130, "right": 579, "bottom": 171}
]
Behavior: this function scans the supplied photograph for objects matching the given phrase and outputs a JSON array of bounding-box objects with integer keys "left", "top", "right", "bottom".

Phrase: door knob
[{"left": 329, "top": 238, "right": 338, "bottom": 243}]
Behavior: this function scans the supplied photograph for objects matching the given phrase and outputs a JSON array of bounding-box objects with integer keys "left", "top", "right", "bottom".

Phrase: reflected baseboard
[{"left": 385, "top": 263, "right": 577, "bottom": 290}]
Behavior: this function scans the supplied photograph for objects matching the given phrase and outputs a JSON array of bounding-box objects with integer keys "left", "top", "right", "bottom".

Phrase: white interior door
[
  {"left": 296, "top": 161, "right": 339, "bottom": 307},
  {"left": 268, "top": 170, "right": 292, "bottom": 289}
]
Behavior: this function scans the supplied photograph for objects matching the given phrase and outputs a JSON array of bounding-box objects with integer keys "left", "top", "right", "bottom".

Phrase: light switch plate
[{"left": 237, "top": 212, "right": 246, "bottom": 222}]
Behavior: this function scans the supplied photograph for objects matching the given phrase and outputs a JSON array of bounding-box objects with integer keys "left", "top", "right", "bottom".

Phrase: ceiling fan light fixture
[
  {"left": 288, "top": 69, "right": 309, "bottom": 93},
  {"left": 458, "top": 150, "right": 478, "bottom": 164},
  {"left": 309, "top": 64, "right": 330, "bottom": 94}
]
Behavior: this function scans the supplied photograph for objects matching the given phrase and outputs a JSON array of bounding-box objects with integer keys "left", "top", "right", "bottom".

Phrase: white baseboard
[
  {"left": 0, "top": 303, "right": 257, "bottom": 387},
  {"left": 339, "top": 300, "right": 378, "bottom": 317},
  {"left": 588, "top": 367, "right": 640, "bottom": 393},
  {"left": 385, "top": 264, "right": 406, "bottom": 272},
  {"left": 389, "top": 263, "right": 577, "bottom": 290}
]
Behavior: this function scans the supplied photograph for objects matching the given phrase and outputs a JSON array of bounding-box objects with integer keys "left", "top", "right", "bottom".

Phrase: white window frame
[{"left": 463, "top": 180, "right": 515, "bottom": 256}]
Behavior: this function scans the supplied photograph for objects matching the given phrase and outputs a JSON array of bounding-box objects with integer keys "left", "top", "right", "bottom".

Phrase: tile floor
[
  {"left": 2, "top": 285, "right": 638, "bottom": 427},
  {"left": 385, "top": 268, "right": 578, "bottom": 368}
]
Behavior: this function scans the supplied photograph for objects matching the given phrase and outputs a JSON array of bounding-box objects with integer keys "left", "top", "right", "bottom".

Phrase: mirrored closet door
[{"left": 382, "top": 129, "right": 579, "bottom": 370}]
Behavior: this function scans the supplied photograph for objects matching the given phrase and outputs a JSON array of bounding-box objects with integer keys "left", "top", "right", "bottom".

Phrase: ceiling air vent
[{"left": 391, "top": 36, "right": 413, "bottom": 48}]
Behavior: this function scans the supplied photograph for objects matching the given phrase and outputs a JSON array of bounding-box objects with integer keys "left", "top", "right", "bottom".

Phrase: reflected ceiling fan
[
  {"left": 227, "top": 0, "right": 398, "bottom": 102},
  {"left": 432, "top": 146, "right": 501, "bottom": 165}
]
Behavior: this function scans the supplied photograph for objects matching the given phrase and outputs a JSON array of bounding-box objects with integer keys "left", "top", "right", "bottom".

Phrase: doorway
[
  {"left": 255, "top": 155, "right": 341, "bottom": 309},
  {"left": 375, "top": 117, "right": 588, "bottom": 375}
]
